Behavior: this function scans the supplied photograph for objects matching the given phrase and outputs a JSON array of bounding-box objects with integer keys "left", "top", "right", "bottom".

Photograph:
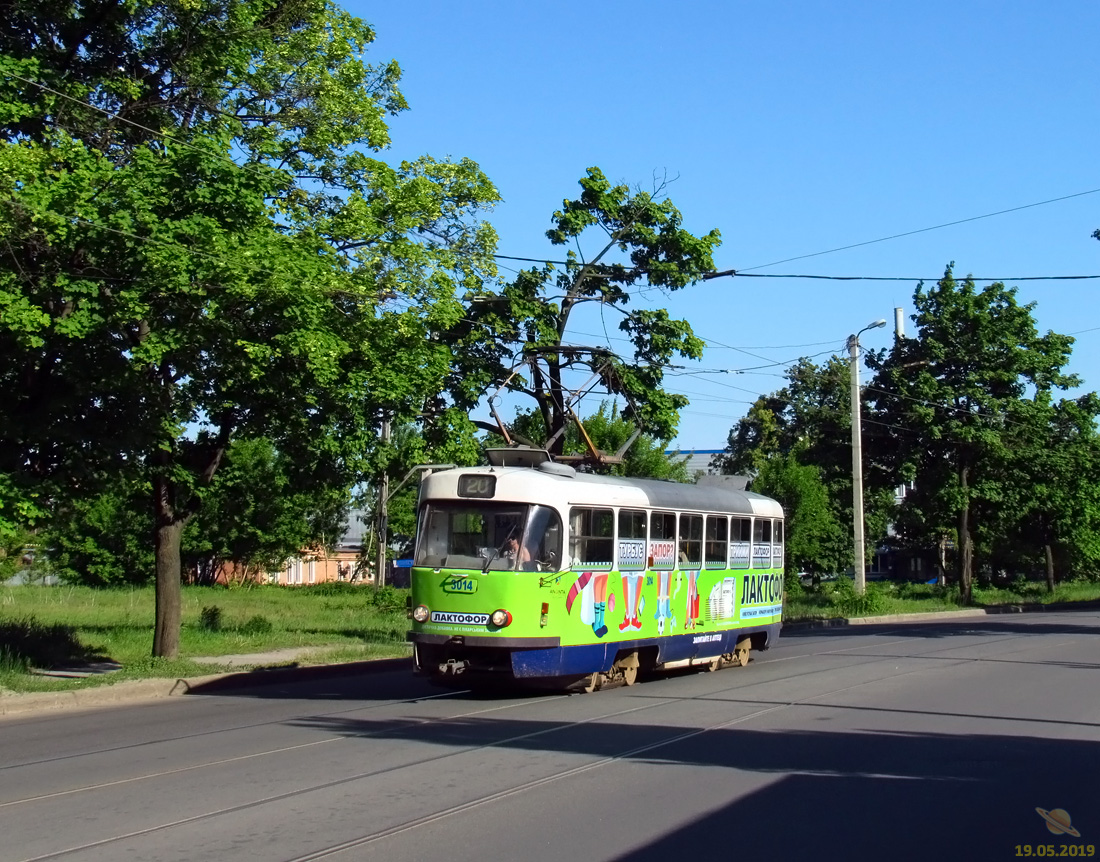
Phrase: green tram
[{"left": 407, "top": 450, "right": 785, "bottom": 690}]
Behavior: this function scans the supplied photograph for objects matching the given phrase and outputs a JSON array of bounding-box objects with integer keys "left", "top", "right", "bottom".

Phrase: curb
[
  {"left": 783, "top": 599, "right": 1100, "bottom": 630},
  {"left": 0, "top": 656, "right": 412, "bottom": 719}
]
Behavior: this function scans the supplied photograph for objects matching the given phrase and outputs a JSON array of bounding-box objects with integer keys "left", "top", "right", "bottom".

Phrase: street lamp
[{"left": 848, "top": 318, "right": 887, "bottom": 595}]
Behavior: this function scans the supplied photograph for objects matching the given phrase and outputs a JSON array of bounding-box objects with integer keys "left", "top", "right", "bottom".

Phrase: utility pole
[
  {"left": 848, "top": 319, "right": 886, "bottom": 595},
  {"left": 375, "top": 417, "right": 390, "bottom": 587}
]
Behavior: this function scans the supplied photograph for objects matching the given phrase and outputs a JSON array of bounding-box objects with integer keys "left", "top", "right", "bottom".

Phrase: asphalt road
[{"left": 3, "top": 610, "right": 1099, "bottom": 862}]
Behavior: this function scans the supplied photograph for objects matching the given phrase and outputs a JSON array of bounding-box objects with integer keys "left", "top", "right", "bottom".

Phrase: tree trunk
[
  {"left": 152, "top": 483, "right": 186, "bottom": 658},
  {"left": 957, "top": 465, "right": 973, "bottom": 604},
  {"left": 1045, "top": 542, "right": 1055, "bottom": 593}
]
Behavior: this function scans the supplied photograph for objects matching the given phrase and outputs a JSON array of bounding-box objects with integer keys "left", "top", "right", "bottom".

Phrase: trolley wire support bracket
[{"left": 481, "top": 345, "right": 644, "bottom": 469}]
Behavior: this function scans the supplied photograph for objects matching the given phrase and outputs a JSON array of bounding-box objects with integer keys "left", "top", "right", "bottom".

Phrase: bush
[
  {"left": 239, "top": 614, "right": 274, "bottom": 635},
  {"left": 364, "top": 585, "right": 406, "bottom": 612},
  {"left": 830, "top": 578, "right": 890, "bottom": 617},
  {"left": 198, "top": 605, "right": 223, "bottom": 632}
]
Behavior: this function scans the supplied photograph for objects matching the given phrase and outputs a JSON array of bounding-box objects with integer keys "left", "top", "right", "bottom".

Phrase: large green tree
[
  {"left": 751, "top": 445, "right": 849, "bottom": 579},
  {"left": 865, "top": 267, "right": 1078, "bottom": 602},
  {"left": 0, "top": 1, "right": 498, "bottom": 655},
  {"left": 445, "top": 168, "right": 720, "bottom": 458},
  {"left": 984, "top": 395, "right": 1100, "bottom": 587},
  {"left": 714, "top": 356, "right": 893, "bottom": 575},
  {"left": 185, "top": 436, "right": 351, "bottom": 585}
]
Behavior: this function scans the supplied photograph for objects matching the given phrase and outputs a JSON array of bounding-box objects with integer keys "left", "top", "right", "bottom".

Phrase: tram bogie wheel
[
  {"left": 706, "top": 658, "right": 721, "bottom": 672},
  {"left": 583, "top": 672, "right": 603, "bottom": 693},
  {"left": 732, "top": 637, "right": 752, "bottom": 667},
  {"left": 621, "top": 663, "right": 638, "bottom": 686}
]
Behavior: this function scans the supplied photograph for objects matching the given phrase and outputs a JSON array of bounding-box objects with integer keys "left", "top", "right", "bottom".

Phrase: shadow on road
[
  {"left": 289, "top": 710, "right": 1098, "bottom": 861},
  {"left": 783, "top": 614, "right": 1100, "bottom": 641}
]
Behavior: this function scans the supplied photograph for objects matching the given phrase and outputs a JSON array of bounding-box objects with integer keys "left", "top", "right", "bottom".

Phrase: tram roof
[{"left": 420, "top": 465, "right": 783, "bottom": 518}]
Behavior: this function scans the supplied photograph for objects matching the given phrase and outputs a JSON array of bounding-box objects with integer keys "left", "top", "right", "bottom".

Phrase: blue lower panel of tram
[{"left": 510, "top": 622, "right": 782, "bottom": 678}]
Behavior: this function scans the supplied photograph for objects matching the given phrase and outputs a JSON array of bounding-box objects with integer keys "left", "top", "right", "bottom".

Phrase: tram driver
[{"left": 504, "top": 535, "right": 534, "bottom": 569}]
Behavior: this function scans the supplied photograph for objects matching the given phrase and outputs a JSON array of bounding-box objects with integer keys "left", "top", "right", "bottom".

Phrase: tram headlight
[
  {"left": 412, "top": 604, "right": 430, "bottom": 623},
  {"left": 490, "top": 609, "right": 512, "bottom": 628}
]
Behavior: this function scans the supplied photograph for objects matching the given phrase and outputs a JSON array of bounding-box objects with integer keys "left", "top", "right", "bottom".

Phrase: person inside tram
[{"left": 504, "top": 534, "right": 534, "bottom": 569}]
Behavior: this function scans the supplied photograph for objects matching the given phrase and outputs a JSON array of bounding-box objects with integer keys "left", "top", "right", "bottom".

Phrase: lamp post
[{"left": 848, "top": 319, "right": 886, "bottom": 595}]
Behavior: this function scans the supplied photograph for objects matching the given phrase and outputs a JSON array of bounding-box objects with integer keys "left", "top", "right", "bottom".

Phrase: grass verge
[{"left": 0, "top": 583, "right": 411, "bottom": 693}]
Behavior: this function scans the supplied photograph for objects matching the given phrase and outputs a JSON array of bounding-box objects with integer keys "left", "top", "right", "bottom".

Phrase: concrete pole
[
  {"left": 375, "top": 418, "right": 390, "bottom": 587},
  {"left": 848, "top": 334, "right": 867, "bottom": 595}
]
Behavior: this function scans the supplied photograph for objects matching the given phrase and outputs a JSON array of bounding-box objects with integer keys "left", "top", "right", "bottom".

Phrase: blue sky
[{"left": 348, "top": 1, "right": 1100, "bottom": 450}]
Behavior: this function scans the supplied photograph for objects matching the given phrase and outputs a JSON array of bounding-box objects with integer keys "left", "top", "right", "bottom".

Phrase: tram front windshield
[{"left": 415, "top": 502, "right": 562, "bottom": 572}]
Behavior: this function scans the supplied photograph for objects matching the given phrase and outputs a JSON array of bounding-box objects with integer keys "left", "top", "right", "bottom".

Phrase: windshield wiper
[{"left": 482, "top": 527, "right": 517, "bottom": 573}]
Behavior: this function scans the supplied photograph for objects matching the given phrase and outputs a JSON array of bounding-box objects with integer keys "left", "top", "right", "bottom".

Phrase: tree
[
  {"left": 988, "top": 395, "right": 1100, "bottom": 587},
  {"left": 445, "top": 168, "right": 720, "bottom": 457},
  {"left": 185, "top": 437, "right": 351, "bottom": 585},
  {"left": 865, "top": 266, "right": 1077, "bottom": 602},
  {"left": 714, "top": 356, "right": 893, "bottom": 574},
  {"left": 751, "top": 445, "right": 849, "bottom": 578},
  {"left": 0, "top": 2, "right": 499, "bottom": 655},
  {"left": 365, "top": 414, "right": 486, "bottom": 568},
  {"left": 44, "top": 478, "right": 154, "bottom": 586}
]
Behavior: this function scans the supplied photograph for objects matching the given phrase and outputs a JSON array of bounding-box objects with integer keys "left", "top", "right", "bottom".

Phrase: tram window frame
[
  {"left": 753, "top": 518, "right": 772, "bottom": 544},
  {"left": 732, "top": 517, "right": 751, "bottom": 542},
  {"left": 678, "top": 514, "right": 703, "bottom": 568},
  {"left": 705, "top": 515, "right": 729, "bottom": 568},
  {"left": 618, "top": 509, "right": 647, "bottom": 540},
  {"left": 617, "top": 508, "right": 648, "bottom": 570},
  {"left": 650, "top": 511, "right": 676, "bottom": 540},
  {"left": 730, "top": 516, "right": 752, "bottom": 569},
  {"left": 649, "top": 510, "right": 677, "bottom": 568},
  {"left": 773, "top": 519, "right": 784, "bottom": 567},
  {"left": 569, "top": 507, "right": 614, "bottom": 568}
]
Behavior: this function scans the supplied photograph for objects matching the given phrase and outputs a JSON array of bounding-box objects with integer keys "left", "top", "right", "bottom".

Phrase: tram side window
[
  {"left": 753, "top": 518, "right": 772, "bottom": 544},
  {"left": 650, "top": 511, "right": 676, "bottom": 540},
  {"left": 752, "top": 518, "right": 773, "bottom": 569},
  {"left": 730, "top": 517, "right": 752, "bottom": 569},
  {"left": 619, "top": 509, "right": 647, "bottom": 540},
  {"left": 618, "top": 508, "right": 647, "bottom": 569},
  {"left": 705, "top": 515, "right": 729, "bottom": 568},
  {"left": 773, "top": 520, "right": 784, "bottom": 567},
  {"left": 649, "top": 511, "right": 676, "bottom": 568},
  {"left": 678, "top": 514, "right": 703, "bottom": 567},
  {"left": 569, "top": 507, "right": 614, "bottom": 567}
]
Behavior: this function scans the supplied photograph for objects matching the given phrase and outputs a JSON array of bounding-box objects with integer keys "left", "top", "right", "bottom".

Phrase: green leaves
[
  {"left": 714, "top": 355, "right": 864, "bottom": 575},
  {"left": 0, "top": 2, "right": 501, "bottom": 654},
  {"left": 865, "top": 266, "right": 1092, "bottom": 591},
  {"left": 447, "top": 167, "right": 720, "bottom": 456}
]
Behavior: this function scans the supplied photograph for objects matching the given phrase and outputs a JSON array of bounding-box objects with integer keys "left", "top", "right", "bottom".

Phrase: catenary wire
[{"left": 734, "top": 186, "right": 1100, "bottom": 272}]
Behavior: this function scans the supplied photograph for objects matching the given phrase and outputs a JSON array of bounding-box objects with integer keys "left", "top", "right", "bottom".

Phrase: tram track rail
[
  {"left": 0, "top": 683, "right": 454, "bottom": 773},
  {"left": 11, "top": 621, "right": 1074, "bottom": 862},
  {"left": 4, "top": 624, "right": 1066, "bottom": 812}
]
